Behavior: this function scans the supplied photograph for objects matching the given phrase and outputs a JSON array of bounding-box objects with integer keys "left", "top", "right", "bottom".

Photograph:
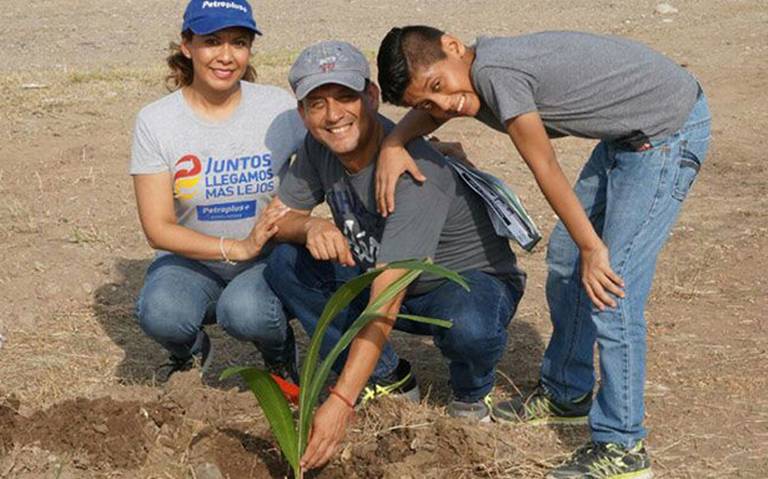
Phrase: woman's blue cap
[{"left": 182, "top": 0, "right": 261, "bottom": 36}]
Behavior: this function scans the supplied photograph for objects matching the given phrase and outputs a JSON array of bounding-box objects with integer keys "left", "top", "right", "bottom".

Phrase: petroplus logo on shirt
[
  {"left": 203, "top": 153, "right": 275, "bottom": 199},
  {"left": 174, "top": 155, "right": 202, "bottom": 200}
]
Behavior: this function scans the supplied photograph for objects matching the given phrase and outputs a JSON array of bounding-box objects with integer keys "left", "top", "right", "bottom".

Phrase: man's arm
[
  {"left": 505, "top": 111, "right": 624, "bottom": 309},
  {"left": 300, "top": 268, "right": 407, "bottom": 470},
  {"left": 272, "top": 196, "right": 355, "bottom": 266}
]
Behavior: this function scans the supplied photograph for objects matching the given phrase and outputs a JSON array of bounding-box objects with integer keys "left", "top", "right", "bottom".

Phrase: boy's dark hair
[{"left": 377, "top": 25, "right": 446, "bottom": 105}]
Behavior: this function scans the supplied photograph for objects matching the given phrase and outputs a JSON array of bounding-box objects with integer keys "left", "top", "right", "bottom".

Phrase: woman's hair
[{"left": 165, "top": 31, "right": 258, "bottom": 91}]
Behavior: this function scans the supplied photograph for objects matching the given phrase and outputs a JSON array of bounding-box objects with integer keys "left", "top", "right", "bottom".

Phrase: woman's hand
[
  {"left": 376, "top": 141, "right": 426, "bottom": 217},
  {"left": 230, "top": 204, "right": 289, "bottom": 260},
  {"left": 580, "top": 242, "right": 625, "bottom": 310}
]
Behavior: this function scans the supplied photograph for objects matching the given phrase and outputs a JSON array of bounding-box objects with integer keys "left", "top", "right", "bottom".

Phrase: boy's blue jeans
[
  {"left": 136, "top": 254, "right": 291, "bottom": 363},
  {"left": 541, "top": 93, "right": 711, "bottom": 447},
  {"left": 265, "top": 244, "right": 524, "bottom": 402}
]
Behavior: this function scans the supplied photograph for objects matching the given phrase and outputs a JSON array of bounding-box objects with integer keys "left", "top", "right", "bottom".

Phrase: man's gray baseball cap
[{"left": 289, "top": 41, "right": 370, "bottom": 100}]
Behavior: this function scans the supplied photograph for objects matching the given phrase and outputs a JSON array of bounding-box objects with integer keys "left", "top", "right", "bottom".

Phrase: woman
[{"left": 129, "top": 0, "right": 305, "bottom": 381}]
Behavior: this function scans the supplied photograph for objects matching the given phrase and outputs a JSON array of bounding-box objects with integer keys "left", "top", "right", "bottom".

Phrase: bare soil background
[{"left": 1, "top": 1, "right": 766, "bottom": 478}]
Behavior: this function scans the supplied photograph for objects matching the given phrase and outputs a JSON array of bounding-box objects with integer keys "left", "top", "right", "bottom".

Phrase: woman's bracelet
[
  {"left": 328, "top": 387, "right": 355, "bottom": 410},
  {"left": 219, "top": 236, "right": 237, "bottom": 265}
]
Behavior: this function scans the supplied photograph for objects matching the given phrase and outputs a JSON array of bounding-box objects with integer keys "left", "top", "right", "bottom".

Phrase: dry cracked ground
[{"left": 1, "top": 1, "right": 766, "bottom": 478}]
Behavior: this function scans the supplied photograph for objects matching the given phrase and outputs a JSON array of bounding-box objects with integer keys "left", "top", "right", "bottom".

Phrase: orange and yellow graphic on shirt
[{"left": 174, "top": 154, "right": 202, "bottom": 200}]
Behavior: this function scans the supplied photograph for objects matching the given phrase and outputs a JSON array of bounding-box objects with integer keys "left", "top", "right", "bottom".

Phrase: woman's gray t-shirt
[{"left": 130, "top": 81, "right": 305, "bottom": 277}]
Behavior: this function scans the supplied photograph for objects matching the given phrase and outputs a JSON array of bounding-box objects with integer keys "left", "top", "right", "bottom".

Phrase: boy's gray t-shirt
[
  {"left": 130, "top": 81, "right": 305, "bottom": 278},
  {"left": 279, "top": 115, "right": 524, "bottom": 294},
  {"left": 471, "top": 32, "right": 699, "bottom": 141}
]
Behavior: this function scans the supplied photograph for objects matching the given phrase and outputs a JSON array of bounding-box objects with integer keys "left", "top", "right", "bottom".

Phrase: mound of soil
[
  {"left": 0, "top": 376, "right": 524, "bottom": 478},
  {"left": 0, "top": 374, "right": 285, "bottom": 478}
]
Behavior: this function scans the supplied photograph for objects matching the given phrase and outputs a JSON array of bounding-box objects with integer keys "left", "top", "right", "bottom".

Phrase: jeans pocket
[{"left": 672, "top": 142, "right": 702, "bottom": 201}]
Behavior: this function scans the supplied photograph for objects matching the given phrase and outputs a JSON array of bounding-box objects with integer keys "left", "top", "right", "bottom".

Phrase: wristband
[
  {"left": 328, "top": 387, "right": 355, "bottom": 410},
  {"left": 219, "top": 236, "right": 237, "bottom": 265}
]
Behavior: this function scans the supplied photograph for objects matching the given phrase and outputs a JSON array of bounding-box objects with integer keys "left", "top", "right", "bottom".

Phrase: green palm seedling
[{"left": 221, "top": 259, "right": 467, "bottom": 478}]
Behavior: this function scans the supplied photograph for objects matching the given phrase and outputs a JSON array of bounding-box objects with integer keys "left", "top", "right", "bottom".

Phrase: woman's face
[{"left": 181, "top": 27, "right": 254, "bottom": 95}]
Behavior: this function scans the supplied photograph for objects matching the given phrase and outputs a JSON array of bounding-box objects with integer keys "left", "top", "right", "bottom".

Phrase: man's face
[
  {"left": 401, "top": 38, "right": 480, "bottom": 121},
  {"left": 299, "top": 83, "right": 379, "bottom": 156}
]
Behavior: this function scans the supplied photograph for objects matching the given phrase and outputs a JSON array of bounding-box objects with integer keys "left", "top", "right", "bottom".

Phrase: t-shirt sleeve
[
  {"left": 376, "top": 167, "right": 452, "bottom": 264},
  {"left": 129, "top": 113, "right": 168, "bottom": 175},
  {"left": 274, "top": 109, "right": 307, "bottom": 183},
  {"left": 277, "top": 137, "right": 325, "bottom": 211},
  {"left": 474, "top": 66, "right": 538, "bottom": 125}
]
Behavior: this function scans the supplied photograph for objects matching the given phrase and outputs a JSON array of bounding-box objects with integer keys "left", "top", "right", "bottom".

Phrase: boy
[{"left": 376, "top": 27, "right": 710, "bottom": 479}]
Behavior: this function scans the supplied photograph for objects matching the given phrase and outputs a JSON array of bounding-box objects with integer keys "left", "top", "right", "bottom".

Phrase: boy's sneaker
[
  {"left": 492, "top": 383, "right": 591, "bottom": 425},
  {"left": 360, "top": 359, "right": 420, "bottom": 405},
  {"left": 156, "top": 331, "right": 214, "bottom": 381},
  {"left": 447, "top": 393, "right": 494, "bottom": 423},
  {"left": 547, "top": 441, "right": 652, "bottom": 479},
  {"left": 263, "top": 327, "right": 300, "bottom": 385}
]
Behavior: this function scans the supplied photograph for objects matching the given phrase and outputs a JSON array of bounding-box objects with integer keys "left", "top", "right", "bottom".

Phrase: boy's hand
[
  {"left": 376, "top": 142, "right": 426, "bottom": 217},
  {"left": 305, "top": 218, "right": 355, "bottom": 266},
  {"left": 300, "top": 395, "right": 356, "bottom": 470},
  {"left": 580, "top": 243, "right": 625, "bottom": 310}
]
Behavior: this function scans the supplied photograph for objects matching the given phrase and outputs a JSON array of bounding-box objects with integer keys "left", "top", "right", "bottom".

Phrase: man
[{"left": 264, "top": 40, "right": 526, "bottom": 470}]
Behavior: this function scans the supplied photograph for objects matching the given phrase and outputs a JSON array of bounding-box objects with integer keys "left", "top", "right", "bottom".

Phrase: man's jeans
[
  {"left": 136, "top": 254, "right": 291, "bottom": 362},
  {"left": 265, "top": 244, "right": 524, "bottom": 402},
  {"left": 541, "top": 93, "right": 711, "bottom": 447}
]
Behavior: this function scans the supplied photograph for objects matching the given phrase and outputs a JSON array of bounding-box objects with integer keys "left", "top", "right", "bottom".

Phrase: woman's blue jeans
[
  {"left": 541, "top": 93, "right": 711, "bottom": 447},
  {"left": 265, "top": 244, "right": 524, "bottom": 402},
  {"left": 136, "top": 254, "right": 290, "bottom": 362}
]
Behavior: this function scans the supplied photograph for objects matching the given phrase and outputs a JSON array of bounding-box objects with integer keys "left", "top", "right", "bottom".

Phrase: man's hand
[
  {"left": 305, "top": 218, "right": 355, "bottom": 266},
  {"left": 376, "top": 142, "right": 426, "bottom": 217},
  {"left": 580, "top": 242, "right": 625, "bottom": 310},
  {"left": 300, "top": 394, "right": 356, "bottom": 470}
]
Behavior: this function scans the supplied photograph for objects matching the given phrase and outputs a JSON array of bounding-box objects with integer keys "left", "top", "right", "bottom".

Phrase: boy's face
[
  {"left": 401, "top": 35, "right": 480, "bottom": 121},
  {"left": 298, "top": 82, "right": 380, "bottom": 157}
]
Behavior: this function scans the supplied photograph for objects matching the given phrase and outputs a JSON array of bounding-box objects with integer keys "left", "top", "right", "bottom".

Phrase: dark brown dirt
[{"left": 0, "top": 373, "right": 285, "bottom": 478}]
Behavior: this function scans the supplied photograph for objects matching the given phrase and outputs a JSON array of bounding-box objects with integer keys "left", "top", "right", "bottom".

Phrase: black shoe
[
  {"left": 360, "top": 359, "right": 420, "bottom": 405},
  {"left": 447, "top": 393, "right": 494, "bottom": 423},
  {"left": 263, "top": 327, "right": 300, "bottom": 385},
  {"left": 156, "top": 331, "right": 214, "bottom": 381},
  {"left": 546, "top": 441, "right": 652, "bottom": 479},
  {"left": 493, "top": 383, "right": 591, "bottom": 425}
]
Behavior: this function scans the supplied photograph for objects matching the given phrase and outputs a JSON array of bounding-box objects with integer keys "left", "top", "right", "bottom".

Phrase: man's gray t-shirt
[
  {"left": 279, "top": 115, "right": 524, "bottom": 294},
  {"left": 130, "top": 81, "right": 305, "bottom": 278},
  {"left": 471, "top": 32, "right": 699, "bottom": 141}
]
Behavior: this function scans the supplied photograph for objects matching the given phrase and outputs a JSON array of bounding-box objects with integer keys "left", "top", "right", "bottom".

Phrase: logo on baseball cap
[
  {"left": 289, "top": 41, "right": 371, "bottom": 100},
  {"left": 182, "top": 0, "right": 261, "bottom": 36}
]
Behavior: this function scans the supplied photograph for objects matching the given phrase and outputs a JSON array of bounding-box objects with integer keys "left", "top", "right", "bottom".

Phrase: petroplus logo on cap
[
  {"left": 201, "top": 1, "right": 248, "bottom": 13},
  {"left": 182, "top": 0, "right": 260, "bottom": 35}
]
